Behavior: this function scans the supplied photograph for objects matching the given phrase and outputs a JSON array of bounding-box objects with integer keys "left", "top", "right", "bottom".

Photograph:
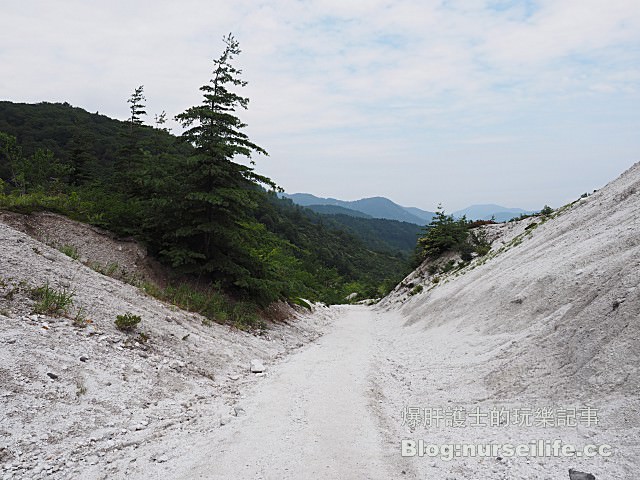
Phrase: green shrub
[
  {"left": 115, "top": 312, "right": 141, "bottom": 331},
  {"left": 231, "top": 301, "right": 260, "bottom": 329},
  {"left": 417, "top": 208, "right": 469, "bottom": 259},
  {"left": 409, "top": 284, "right": 423, "bottom": 296},
  {"left": 31, "top": 283, "right": 74, "bottom": 316},
  {"left": 292, "top": 297, "right": 312, "bottom": 310},
  {"left": 540, "top": 205, "right": 554, "bottom": 216},
  {"left": 141, "top": 281, "right": 262, "bottom": 329},
  {"left": 59, "top": 244, "right": 79, "bottom": 260},
  {"left": 440, "top": 259, "right": 456, "bottom": 274}
]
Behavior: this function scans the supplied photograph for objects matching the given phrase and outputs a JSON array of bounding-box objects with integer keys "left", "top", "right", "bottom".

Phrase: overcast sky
[{"left": 2, "top": 0, "right": 639, "bottom": 211}]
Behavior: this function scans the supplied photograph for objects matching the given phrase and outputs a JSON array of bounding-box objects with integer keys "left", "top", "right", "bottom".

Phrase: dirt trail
[{"left": 177, "top": 306, "right": 402, "bottom": 480}]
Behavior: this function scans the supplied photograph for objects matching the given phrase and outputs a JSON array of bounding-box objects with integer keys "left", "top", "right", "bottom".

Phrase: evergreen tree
[
  {"left": 417, "top": 205, "right": 469, "bottom": 259},
  {"left": 127, "top": 85, "right": 146, "bottom": 131},
  {"left": 162, "top": 33, "right": 275, "bottom": 292}
]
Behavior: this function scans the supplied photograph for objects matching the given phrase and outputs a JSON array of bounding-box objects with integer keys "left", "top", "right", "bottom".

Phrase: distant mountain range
[
  {"left": 305, "top": 204, "right": 373, "bottom": 218},
  {"left": 452, "top": 204, "right": 536, "bottom": 222},
  {"left": 282, "top": 193, "right": 435, "bottom": 225},
  {"left": 282, "top": 194, "right": 535, "bottom": 224}
]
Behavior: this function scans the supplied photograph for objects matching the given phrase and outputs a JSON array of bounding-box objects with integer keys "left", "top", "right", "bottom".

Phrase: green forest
[{"left": 0, "top": 35, "right": 415, "bottom": 323}]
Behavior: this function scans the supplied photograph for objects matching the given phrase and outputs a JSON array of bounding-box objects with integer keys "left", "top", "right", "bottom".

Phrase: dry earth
[
  {"left": 0, "top": 218, "right": 333, "bottom": 479},
  {"left": 1, "top": 161, "right": 639, "bottom": 479}
]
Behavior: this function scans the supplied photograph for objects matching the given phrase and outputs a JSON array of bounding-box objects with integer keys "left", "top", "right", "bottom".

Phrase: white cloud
[{"left": 0, "top": 0, "right": 639, "bottom": 210}]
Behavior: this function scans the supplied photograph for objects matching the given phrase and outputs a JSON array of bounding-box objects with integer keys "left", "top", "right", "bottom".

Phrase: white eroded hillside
[
  {"left": 0, "top": 220, "right": 332, "bottom": 479},
  {"left": 0, "top": 162, "right": 638, "bottom": 480},
  {"left": 375, "top": 161, "right": 640, "bottom": 478}
]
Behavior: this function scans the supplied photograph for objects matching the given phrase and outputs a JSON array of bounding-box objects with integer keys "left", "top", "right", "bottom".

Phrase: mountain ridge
[
  {"left": 282, "top": 193, "right": 434, "bottom": 225},
  {"left": 283, "top": 193, "right": 536, "bottom": 224}
]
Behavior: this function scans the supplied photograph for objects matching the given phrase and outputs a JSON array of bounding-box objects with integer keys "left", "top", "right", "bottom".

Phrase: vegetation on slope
[
  {"left": 415, "top": 207, "right": 492, "bottom": 265},
  {"left": 0, "top": 35, "right": 411, "bottom": 318},
  {"left": 314, "top": 213, "right": 423, "bottom": 255}
]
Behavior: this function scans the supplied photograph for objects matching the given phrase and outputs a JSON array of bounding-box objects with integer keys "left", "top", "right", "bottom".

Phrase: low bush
[
  {"left": 59, "top": 244, "right": 79, "bottom": 260},
  {"left": 115, "top": 312, "right": 141, "bottom": 332},
  {"left": 540, "top": 205, "right": 554, "bottom": 216},
  {"left": 409, "top": 284, "right": 423, "bottom": 296},
  {"left": 141, "top": 281, "right": 262, "bottom": 330},
  {"left": 31, "top": 283, "right": 74, "bottom": 316}
]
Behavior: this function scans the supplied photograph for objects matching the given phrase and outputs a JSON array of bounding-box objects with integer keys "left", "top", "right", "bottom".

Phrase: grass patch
[
  {"left": 59, "top": 244, "right": 79, "bottom": 260},
  {"left": 291, "top": 297, "right": 312, "bottom": 310},
  {"left": 409, "top": 284, "right": 423, "bottom": 296},
  {"left": 31, "top": 283, "right": 74, "bottom": 316},
  {"left": 115, "top": 312, "right": 141, "bottom": 332},
  {"left": 142, "top": 281, "right": 262, "bottom": 330}
]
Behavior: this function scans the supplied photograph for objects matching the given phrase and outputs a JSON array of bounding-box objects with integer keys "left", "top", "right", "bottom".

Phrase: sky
[{"left": 1, "top": 0, "right": 639, "bottom": 211}]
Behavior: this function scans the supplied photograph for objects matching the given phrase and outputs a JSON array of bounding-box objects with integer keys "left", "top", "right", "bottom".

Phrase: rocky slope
[
  {"left": 0, "top": 218, "right": 333, "bottom": 479},
  {"left": 376, "top": 161, "right": 640, "bottom": 478}
]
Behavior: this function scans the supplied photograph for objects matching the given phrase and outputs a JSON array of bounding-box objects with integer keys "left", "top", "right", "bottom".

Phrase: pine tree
[
  {"left": 127, "top": 85, "right": 147, "bottom": 131},
  {"left": 161, "top": 33, "right": 275, "bottom": 290}
]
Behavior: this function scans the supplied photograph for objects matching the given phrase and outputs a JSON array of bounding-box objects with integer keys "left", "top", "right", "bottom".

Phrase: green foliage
[
  {"left": 115, "top": 312, "right": 141, "bottom": 332},
  {"left": 540, "top": 205, "right": 554, "bottom": 216},
  {"left": 149, "top": 33, "right": 277, "bottom": 300},
  {"left": 469, "top": 229, "right": 491, "bottom": 256},
  {"left": 417, "top": 207, "right": 470, "bottom": 260},
  {"left": 440, "top": 259, "right": 456, "bottom": 274},
  {"left": 409, "top": 284, "right": 423, "bottom": 296},
  {"left": 416, "top": 206, "right": 493, "bottom": 264},
  {"left": 0, "top": 132, "right": 71, "bottom": 194},
  {"left": 142, "top": 281, "right": 262, "bottom": 329},
  {"left": 475, "top": 243, "right": 491, "bottom": 256},
  {"left": 31, "top": 283, "right": 75, "bottom": 316},
  {"left": 313, "top": 213, "right": 423, "bottom": 255},
  {"left": 127, "top": 85, "right": 147, "bottom": 129},
  {"left": 72, "top": 305, "right": 89, "bottom": 328},
  {"left": 0, "top": 189, "right": 96, "bottom": 219},
  {"left": 0, "top": 37, "right": 413, "bottom": 308},
  {"left": 291, "top": 297, "right": 312, "bottom": 310},
  {"left": 59, "top": 244, "right": 79, "bottom": 260}
]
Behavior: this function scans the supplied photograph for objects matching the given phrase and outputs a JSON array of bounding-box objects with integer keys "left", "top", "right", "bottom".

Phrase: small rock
[
  {"left": 79, "top": 356, "right": 89, "bottom": 363},
  {"left": 219, "top": 416, "right": 232, "bottom": 426},
  {"left": 46, "top": 373, "right": 58, "bottom": 380},
  {"left": 6, "top": 339, "right": 16, "bottom": 345},
  {"left": 155, "top": 455, "right": 168, "bottom": 464},
  {"left": 250, "top": 359, "right": 265, "bottom": 373},
  {"left": 233, "top": 407, "right": 246, "bottom": 416},
  {"left": 228, "top": 374, "right": 240, "bottom": 381},
  {"left": 569, "top": 469, "right": 596, "bottom": 480},
  {"left": 132, "top": 365, "right": 142, "bottom": 373},
  {"left": 169, "top": 360, "right": 184, "bottom": 370}
]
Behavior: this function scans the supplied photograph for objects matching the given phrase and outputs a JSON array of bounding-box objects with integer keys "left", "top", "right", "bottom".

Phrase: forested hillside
[
  {"left": 0, "top": 36, "right": 411, "bottom": 317},
  {"left": 315, "top": 214, "right": 422, "bottom": 254}
]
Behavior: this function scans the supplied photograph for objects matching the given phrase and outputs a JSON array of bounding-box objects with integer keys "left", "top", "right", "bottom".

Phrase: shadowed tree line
[{"left": 0, "top": 35, "right": 411, "bottom": 310}]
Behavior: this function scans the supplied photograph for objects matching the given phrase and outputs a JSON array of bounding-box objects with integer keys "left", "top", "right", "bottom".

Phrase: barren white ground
[{"left": 1, "top": 161, "right": 639, "bottom": 479}]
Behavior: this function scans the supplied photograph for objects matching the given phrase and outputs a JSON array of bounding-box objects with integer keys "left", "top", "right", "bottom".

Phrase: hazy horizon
[{"left": 2, "top": 1, "right": 638, "bottom": 211}]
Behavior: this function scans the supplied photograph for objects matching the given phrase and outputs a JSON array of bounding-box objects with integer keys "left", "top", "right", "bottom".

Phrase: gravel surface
[
  {"left": 0, "top": 219, "right": 333, "bottom": 480},
  {"left": 1, "top": 161, "right": 638, "bottom": 479}
]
